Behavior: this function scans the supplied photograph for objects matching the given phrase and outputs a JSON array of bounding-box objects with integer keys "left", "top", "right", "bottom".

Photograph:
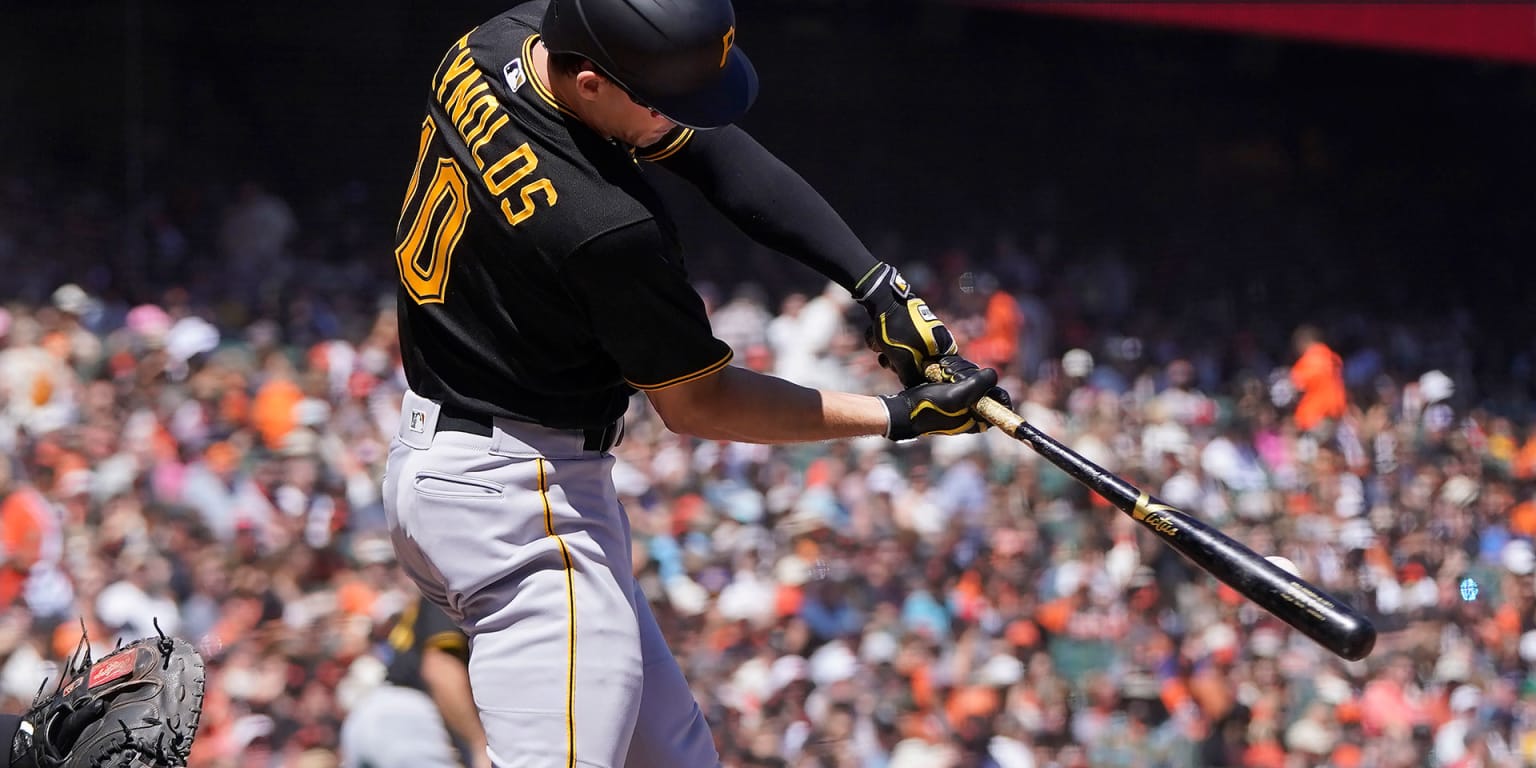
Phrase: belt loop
[
  {"left": 582, "top": 419, "right": 624, "bottom": 453},
  {"left": 583, "top": 422, "right": 607, "bottom": 453},
  {"left": 398, "top": 391, "right": 442, "bottom": 450}
]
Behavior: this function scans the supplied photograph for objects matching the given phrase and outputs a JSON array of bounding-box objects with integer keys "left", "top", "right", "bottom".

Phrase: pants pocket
[{"left": 412, "top": 470, "right": 505, "bottom": 499}]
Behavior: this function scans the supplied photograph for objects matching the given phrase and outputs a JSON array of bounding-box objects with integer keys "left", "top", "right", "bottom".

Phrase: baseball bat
[{"left": 927, "top": 365, "right": 1377, "bottom": 661}]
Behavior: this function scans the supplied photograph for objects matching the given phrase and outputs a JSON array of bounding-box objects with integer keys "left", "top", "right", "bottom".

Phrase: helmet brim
[{"left": 641, "top": 48, "right": 758, "bottom": 130}]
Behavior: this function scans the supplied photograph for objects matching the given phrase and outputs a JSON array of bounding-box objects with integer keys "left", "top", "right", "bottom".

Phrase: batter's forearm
[
  {"left": 704, "top": 388, "right": 888, "bottom": 444},
  {"left": 646, "top": 365, "right": 887, "bottom": 443},
  {"left": 657, "top": 126, "right": 877, "bottom": 292},
  {"left": 421, "top": 648, "right": 489, "bottom": 761}
]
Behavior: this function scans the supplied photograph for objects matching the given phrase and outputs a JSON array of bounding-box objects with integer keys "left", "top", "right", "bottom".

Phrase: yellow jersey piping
[
  {"left": 522, "top": 34, "right": 578, "bottom": 119},
  {"left": 626, "top": 349, "right": 734, "bottom": 391},
  {"left": 637, "top": 128, "right": 695, "bottom": 162}
]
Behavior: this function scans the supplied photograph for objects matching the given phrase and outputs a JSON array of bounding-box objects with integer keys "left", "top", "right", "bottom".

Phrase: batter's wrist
[
  {"left": 880, "top": 393, "right": 911, "bottom": 441},
  {"left": 853, "top": 262, "right": 903, "bottom": 308}
]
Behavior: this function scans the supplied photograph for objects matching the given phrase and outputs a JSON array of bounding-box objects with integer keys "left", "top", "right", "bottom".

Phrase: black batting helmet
[{"left": 541, "top": 0, "right": 758, "bottom": 129}]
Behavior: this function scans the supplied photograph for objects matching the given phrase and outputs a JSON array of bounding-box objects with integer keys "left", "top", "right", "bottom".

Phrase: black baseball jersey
[
  {"left": 384, "top": 594, "right": 470, "bottom": 692},
  {"left": 394, "top": 0, "right": 732, "bottom": 430}
]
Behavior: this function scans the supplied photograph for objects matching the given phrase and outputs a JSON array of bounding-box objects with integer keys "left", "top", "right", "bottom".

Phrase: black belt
[{"left": 436, "top": 407, "right": 623, "bottom": 453}]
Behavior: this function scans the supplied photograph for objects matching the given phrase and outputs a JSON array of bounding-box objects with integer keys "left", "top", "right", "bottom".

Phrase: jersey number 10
[{"left": 395, "top": 118, "right": 559, "bottom": 305}]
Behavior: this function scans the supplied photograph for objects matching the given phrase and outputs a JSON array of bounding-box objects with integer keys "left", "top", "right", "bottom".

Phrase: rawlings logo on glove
[{"left": 86, "top": 655, "right": 138, "bottom": 689}]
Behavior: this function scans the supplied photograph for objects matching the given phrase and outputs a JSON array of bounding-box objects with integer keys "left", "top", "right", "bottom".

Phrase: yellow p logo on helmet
[{"left": 720, "top": 26, "right": 735, "bottom": 68}]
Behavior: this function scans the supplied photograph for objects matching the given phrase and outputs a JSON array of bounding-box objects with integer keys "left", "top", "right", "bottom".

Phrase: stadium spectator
[
  {"left": 0, "top": 169, "right": 1534, "bottom": 767},
  {"left": 1289, "top": 324, "right": 1348, "bottom": 433}
]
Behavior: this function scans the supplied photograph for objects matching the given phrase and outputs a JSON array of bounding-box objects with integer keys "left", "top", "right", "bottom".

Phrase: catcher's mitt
[{"left": 12, "top": 625, "right": 205, "bottom": 768}]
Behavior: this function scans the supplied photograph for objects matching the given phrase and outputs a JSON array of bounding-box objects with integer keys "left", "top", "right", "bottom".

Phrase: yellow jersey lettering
[
  {"left": 470, "top": 115, "right": 510, "bottom": 168},
  {"left": 444, "top": 78, "right": 489, "bottom": 128},
  {"left": 429, "top": 48, "right": 514, "bottom": 175},
  {"left": 501, "top": 179, "right": 556, "bottom": 227},
  {"left": 421, "top": 39, "right": 558, "bottom": 228},
  {"left": 483, "top": 143, "right": 538, "bottom": 195},
  {"left": 397, "top": 118, "right": 437, "bottom": 229},
  {"left": 395, "top": 159, "right": 470, "bottom": 305},
  {"left": 457, "top": 93, "right": 500, "bottom": 141},
  {"left": 435, "top": 47, "right": 477, "bottom": 101}
]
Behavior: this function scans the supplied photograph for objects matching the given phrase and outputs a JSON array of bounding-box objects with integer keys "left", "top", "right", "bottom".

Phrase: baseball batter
[{"left": 383, "top": 0, "right": 1008, "bottom": 765}]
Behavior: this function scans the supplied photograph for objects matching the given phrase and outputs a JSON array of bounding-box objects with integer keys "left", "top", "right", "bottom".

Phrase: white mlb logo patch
[
  {"left": 409, "top": 409, "right": 428, "bottom": 433},
  {"left": 504, "top": 58, "right": 527, "bottom": 92}
]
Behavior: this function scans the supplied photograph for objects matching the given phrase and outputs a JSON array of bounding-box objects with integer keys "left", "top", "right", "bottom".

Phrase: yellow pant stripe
[{"left": 537, "top": 458, "right": 577, "bottom": 767}]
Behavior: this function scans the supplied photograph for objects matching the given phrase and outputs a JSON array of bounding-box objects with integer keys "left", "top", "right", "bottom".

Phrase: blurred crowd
[{"left": 2, "top": 173, "right": 1536, "bottom": 768}]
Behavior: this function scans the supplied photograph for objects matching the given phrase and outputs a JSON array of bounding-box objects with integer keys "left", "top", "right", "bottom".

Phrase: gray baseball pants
[{"left": 383, "top": 390, "right": 719, "bottom": 767}]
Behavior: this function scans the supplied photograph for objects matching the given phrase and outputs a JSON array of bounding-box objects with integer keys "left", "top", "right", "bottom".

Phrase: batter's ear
[{"left": 573, "top": 70, "right": 606, "bottom": 102}]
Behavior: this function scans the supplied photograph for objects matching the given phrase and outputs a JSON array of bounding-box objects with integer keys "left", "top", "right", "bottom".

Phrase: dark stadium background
[{"left": 2, "top": 0, "right": 1533, "bottom": 401}]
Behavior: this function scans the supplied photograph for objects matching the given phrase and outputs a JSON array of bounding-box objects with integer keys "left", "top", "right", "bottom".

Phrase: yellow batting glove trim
[
  {"left": 930, "top": 419, "right": 979, "bottom": 435},
  {"left": 907, "top": 299, "right": 943, "bottom": 357},
  {"left": 909, "top": 401, "right": 972, "bottom": 420}
]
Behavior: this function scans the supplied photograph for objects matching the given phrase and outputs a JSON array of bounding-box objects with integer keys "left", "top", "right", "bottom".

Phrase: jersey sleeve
[
  {"left": 635, "top": 127, "right": 697, "bottom": 163},
  {"left": 558, "top": 221, "right": 733, "bottom": 390},
  {"left": 644, "top": 124, "right": 878, "bottom": 292},
  {"left": 416, "top": 598, "right": 469, "bottom": 660}
]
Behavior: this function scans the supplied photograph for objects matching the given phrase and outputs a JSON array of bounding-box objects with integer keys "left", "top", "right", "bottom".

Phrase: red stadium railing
[{"left": 965, "top": 2, "right": 1536, "bottom": 66}]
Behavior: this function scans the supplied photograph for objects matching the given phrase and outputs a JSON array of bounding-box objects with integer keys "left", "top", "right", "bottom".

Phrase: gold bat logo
[
  {"left": 720, "top": 26, "right": 735, "bottom": 69},
  {"left": 1133, "top": 492, "right": 1179, "bottom": 537}
]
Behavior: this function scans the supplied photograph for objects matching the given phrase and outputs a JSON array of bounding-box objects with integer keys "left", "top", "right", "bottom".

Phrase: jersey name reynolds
[
  {"left": 395, "top": 34, "right": 558, "bottom": 305},
  {"left": 432, "top": 35, "right": 557, "bottom": 230}
]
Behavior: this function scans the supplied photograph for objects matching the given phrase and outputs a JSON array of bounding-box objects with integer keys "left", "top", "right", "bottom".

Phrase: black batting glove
[
  {"left": 855, "top": 262, "right": 958, "bottom": 387},
  {"left": 936, "top": 354, "right": 1014, "bottom": 412},
  {"left": 881, "top": 357, "right": 999, "bottom": 441}
]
